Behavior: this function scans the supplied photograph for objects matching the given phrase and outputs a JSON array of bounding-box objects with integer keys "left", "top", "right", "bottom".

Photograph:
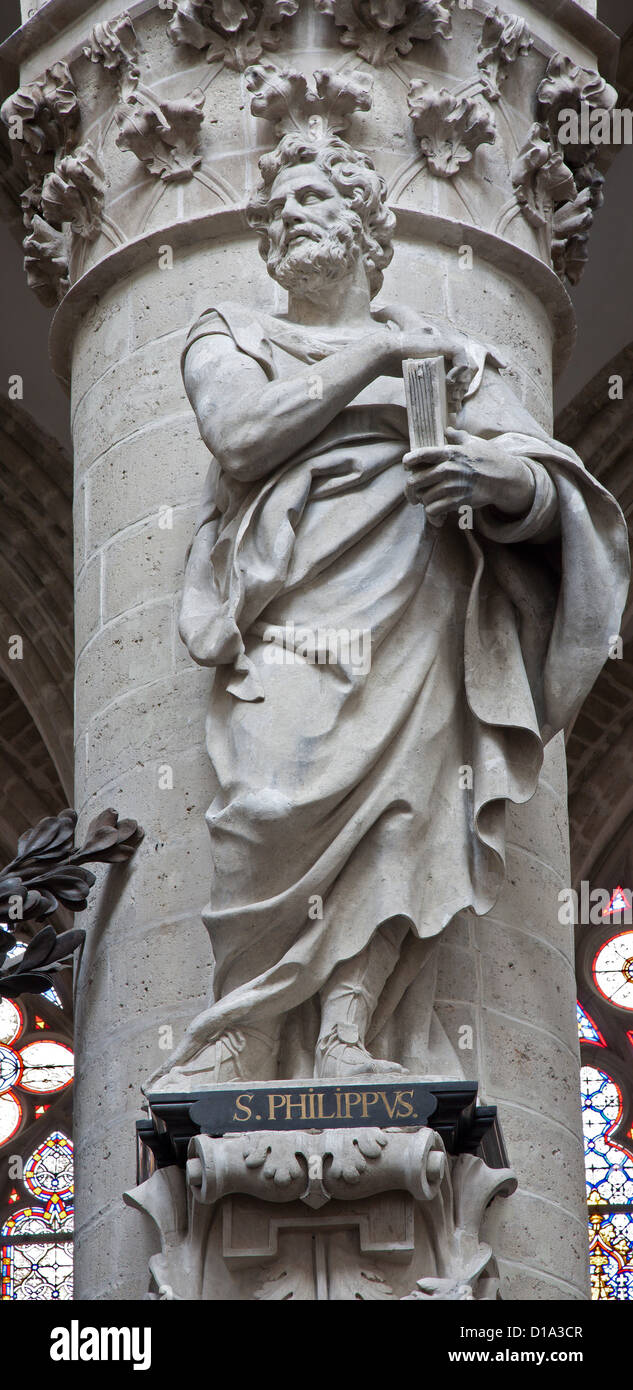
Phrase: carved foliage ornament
[
  {"left": 114, "top": 78, "right": 206, "bottom": 183},
  {"left": 314, "top": 0, "right": 454, "bottom": 66},
  {"left": 0, "top": 63, "right": 106, "bottom": 304},
  {"left": 477, "top": 7, "right": 532, "bottom": 100},
  {"left": 513, "top": 54, "right": 616, "bottom": 284},
  {"left": 83, "top": 13, "right": 141, "bottom": 76},
  {"left": 167, "top": 0, "right": 299, "bottom": 71},
  {"left": 245, "top": 62, "right": 373, "bottom": 141},
  {"left": 407, "top": 81, "right": 495, "bottom": 178}
]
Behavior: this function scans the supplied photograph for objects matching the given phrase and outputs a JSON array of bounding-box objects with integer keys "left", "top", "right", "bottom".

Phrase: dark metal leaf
[
  {"left": 21, "top": 924, "right": 57, "bottom": 969},
  {"left": 0, "top": 970, "right": 55, "bottom": 999},
  {"left": 0, "top": 927, "right": 17, "bottom": 966},
  {"left": 71, "top": 809, "right": 144, "bottom": 865},
  {"left": 9, "top": 809, "right": 77, "bottom": 870}
]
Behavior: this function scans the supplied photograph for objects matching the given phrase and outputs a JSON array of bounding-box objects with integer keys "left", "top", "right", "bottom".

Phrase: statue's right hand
[{"left": 372, "top": 305, "right": 463, "bottom": 374}]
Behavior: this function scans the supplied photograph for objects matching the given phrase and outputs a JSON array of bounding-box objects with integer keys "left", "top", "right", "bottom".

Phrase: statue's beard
[{"left": 267, "top": 217, "right": 362, "bottom": 297}]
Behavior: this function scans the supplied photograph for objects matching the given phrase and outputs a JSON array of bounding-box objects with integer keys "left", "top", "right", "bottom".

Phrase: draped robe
[{"left": 178, "top": 301, "right": 629, "bottom": 1075}]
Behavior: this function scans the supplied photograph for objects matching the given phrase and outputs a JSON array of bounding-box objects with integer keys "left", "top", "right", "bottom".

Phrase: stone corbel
[
  {"left": 407, "top": 81, "right": 496, "bottom": 178},
  {"left": 245, "top": 62, "right": 373, "bottom": 141},
  {"left": 166, "top": 0, "right": 300, "bottom": 72},
  {"left": 477, "top": 7, "right": 532, "bottom": 101},
  {"left": 313, "top": 0, "right": 454, "bottom": 66},
  {"left": 124, "top": 1128, "right": 516, "bottom": 1301}
]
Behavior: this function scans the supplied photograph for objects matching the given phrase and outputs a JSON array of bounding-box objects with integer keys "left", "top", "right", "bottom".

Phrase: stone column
[{"left": 0, "top": 0, "right": 619, "bottom": 1300}]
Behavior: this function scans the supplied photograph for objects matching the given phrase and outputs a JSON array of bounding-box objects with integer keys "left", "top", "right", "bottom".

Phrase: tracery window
[
  {"left": 0, "top": 972, "right": 74, "bottom": 1300},
  {"left": 577, "top": 888, "right": 633, "bottom": 1300}
]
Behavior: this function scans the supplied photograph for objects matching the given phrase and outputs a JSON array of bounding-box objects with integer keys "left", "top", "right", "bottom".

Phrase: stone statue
[{"left": 151, "top": 86, "right": 629, "bottom": 1093}]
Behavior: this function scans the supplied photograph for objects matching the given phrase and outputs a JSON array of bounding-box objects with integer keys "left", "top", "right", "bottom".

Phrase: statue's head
[{"left": 246, "top": 135, "right": 396, "bottom": 300}]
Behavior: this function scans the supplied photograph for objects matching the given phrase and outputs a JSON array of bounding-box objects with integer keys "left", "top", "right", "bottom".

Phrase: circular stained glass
[
  {"left": 0, "top": 1043, "right": 22, "bottom": 1094},
  {"left": 0, "top": 1092, "right": 22, "bottom": 1144},
  {"left": 0, "top": 999, "right": 23, "bottom": 1046},
  {"left": 18, "top": 1041, "right": 73, "bottom": 1093},
  {"left": 593, "top": 933, "right": 633, "bottom": 1009}
]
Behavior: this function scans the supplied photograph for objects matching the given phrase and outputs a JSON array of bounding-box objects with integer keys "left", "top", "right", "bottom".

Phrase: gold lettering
[
  {"left": 360, "top": 1091, "right": 380, "bottom": 1118},
  {"left": 335, "top": 1090, "right": 344, "bottom": 1119},
  {"left": 343, "top": 1091, "right": 362, "bottom": 1119},
  {"left": 267, "top": 1093, "right": 287, "bottom": 1120},
  {"left": 315, "top": 1092, "right": 337, "bottom": 1121},
  {"left": 284, "top": 1093, "right": 309, "bottom": 1120},
  {"left": 379, "top": 1091, "right": 399, "bottom": 1120},
  {"left": 395, "top": 1090, "right": 415, "bottom": 1119},
  {"left": 232, "top": 1094, "right": 254, "bottom": 1122}
]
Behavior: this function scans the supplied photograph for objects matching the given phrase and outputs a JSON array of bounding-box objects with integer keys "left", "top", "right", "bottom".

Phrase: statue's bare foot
[
  {"left": 315, "top": 1023, "right": 407, "bottom": 1079},
  {"left": 146, "top": 1027, "right": 277, "bottom": 1094}
]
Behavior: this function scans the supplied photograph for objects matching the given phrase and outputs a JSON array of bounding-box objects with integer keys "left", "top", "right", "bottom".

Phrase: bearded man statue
[{"left": 150, "top": 119, "right": 629, "bottom": 1093}]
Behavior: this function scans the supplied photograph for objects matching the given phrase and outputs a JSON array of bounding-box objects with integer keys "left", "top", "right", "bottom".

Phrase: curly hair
[{"left": 246, "top": 134, "right": 396, "bottom": 299}]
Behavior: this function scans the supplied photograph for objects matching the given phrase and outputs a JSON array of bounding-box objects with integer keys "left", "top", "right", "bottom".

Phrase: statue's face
[{"left": 264, "top": 162, "right": 364, "bottom": 297}]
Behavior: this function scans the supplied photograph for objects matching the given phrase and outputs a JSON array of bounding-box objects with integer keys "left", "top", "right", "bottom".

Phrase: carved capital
[
  {"left": 245, "top": 62, "right": 373, "bottom": 140},
  {"left": 167, "top": 0, "right": 299, "bottom": 72},
  {"left": 407, "top": 81, "right": 495, "bottom": 177},
  {"left": 314, "top": 0, "right": 454, "bottom": 66},
  {"left": 477, "top": 7, "right": 532, "bottom": 100}
]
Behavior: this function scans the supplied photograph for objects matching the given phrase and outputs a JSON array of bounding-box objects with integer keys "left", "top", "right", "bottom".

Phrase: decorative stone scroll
[
  {"left": 477, "top": 7, "right": 532, "bottom": 100},
  {"left": 407, "top": 80, "right": 495, "bottom": 177},
  {"left": 125, "top": 1128, "right": 516, "bottom": 1301},
  {"left": 167, "top": 0, "right": 299, "bottom": 72},
  {"left": 313, "top": 0, "right": 454, "bottom": 66}
]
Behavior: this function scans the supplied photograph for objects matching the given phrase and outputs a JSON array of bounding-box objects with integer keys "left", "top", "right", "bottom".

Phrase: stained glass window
[
  {"left": 593, "top": 932, "right": 633, "bottom": 1009},
  {"left": 577, "top": 1002, "right": 605, "bottom": 1045},
  {"left": 589, "top": 1212, "right": 633, "bottom": 1300},
  {"left": 581, "top": 1067, "right": 633, "bottom": 1205},
  {"left": 1, "top": 1134, "right": 74, "bottom": 1300},
  {"left": 0, "top": 958, "right": 74, "bottom": 1301}
]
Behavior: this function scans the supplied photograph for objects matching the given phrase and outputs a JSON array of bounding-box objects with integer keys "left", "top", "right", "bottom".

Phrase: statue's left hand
[{"left": 403, "top": 428, "right": 535, "bottom": 522}]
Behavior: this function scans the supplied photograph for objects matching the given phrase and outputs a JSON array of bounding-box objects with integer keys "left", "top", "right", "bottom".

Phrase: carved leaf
[
  {"left": 315, "top": 0, "right": 454, "bottom": 65},
  {"left": 40, "top": 143, "right": 106, "bottom": 239},
  {"left": 537, "top": 53, "right": 617, "bottom": 158},
  {"left": 246, "top": 62, "right": 372, "bottom": 139},
  {"left": 83, "top": 14, "right": 140, "bottom": 76},
  {"left": 0, "top": 62, "right": 79, "bottom": 166},
  {"left": 408, "top": 81, "right": 495, "bottom": 177},
  {"left": 168, "top": 0, "right": 299, "bottom": 71},
  {"left": 115, "top": 84, "right": 205, "bottom": 182},
  {"left": 512, "top": 122, "right": 576, "bottom": 230},
  {"left": 477, "top": 7, "right": 532, "bottom": 99}
]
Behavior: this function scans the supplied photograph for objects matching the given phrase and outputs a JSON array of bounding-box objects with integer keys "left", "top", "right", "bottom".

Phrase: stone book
[{"left": 403, "top": 355, "right": 447, "bottom": 524}]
